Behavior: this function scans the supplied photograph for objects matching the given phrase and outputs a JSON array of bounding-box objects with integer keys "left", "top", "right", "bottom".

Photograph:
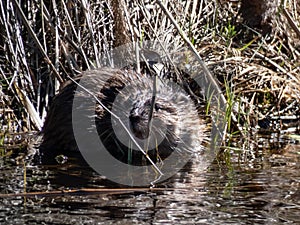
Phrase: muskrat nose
[
  {"left": 129, "top": 115, "right": 141, "bottom": 124},
  {"left": 129, "top": 114, "right": 149, "bottom": 139}
]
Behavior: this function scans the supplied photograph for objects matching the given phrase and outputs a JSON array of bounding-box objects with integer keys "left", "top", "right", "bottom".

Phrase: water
[{"left": 0, "top": 140, "right": 299, "bottom": 224}]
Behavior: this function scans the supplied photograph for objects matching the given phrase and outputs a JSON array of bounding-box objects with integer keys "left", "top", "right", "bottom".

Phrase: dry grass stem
[{"left": 0, "top": 0, "right": 299, "bottom": 151}]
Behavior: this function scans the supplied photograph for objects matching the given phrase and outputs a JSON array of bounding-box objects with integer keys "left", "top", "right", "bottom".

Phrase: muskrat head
[{"left": 105, "top": 75, "right": 204, "bottom": 165}]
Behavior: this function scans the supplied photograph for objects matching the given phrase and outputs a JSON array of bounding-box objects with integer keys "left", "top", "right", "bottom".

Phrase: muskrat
[{"left": 39, "top": 67, "right": 205, "bottom": 165}]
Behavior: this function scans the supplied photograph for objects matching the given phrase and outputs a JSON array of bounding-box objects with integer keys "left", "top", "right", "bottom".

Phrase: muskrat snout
[{"left": 129, "top": 105, "right": 150, "bottom": 140}]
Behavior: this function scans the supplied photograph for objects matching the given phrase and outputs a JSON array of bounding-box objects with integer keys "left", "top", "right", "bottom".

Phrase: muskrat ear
[{"left": 172, "top": 93, "right": 192, "bottom": 107}]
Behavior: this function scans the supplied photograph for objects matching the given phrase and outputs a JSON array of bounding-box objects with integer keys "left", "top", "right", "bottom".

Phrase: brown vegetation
[{"left": 0, "top": 0, "right": 299, "bottom": 150}]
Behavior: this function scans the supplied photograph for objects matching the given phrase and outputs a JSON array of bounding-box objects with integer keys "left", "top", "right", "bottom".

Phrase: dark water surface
[{"left": 0, "top": 141, "right": 299, "bottom": 224}]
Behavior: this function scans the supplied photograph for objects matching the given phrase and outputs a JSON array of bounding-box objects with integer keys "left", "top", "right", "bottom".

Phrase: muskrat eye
[{"left": 155, "top": 103, "right": 163, "bottom": 111}]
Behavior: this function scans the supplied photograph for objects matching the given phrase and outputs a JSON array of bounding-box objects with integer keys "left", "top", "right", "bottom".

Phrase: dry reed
[{"left": 0, "top": 0, "right": 299, "bottom": 150}]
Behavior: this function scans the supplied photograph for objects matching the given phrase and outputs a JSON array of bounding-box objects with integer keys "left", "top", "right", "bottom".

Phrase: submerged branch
[{"left": 0, "top": 187, "right": 177, "bottom": 198}]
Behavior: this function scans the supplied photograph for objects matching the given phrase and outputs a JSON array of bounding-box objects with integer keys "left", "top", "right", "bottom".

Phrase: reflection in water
[{"left": 0, "top": 142, "right": 299, "bottom": 224}]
